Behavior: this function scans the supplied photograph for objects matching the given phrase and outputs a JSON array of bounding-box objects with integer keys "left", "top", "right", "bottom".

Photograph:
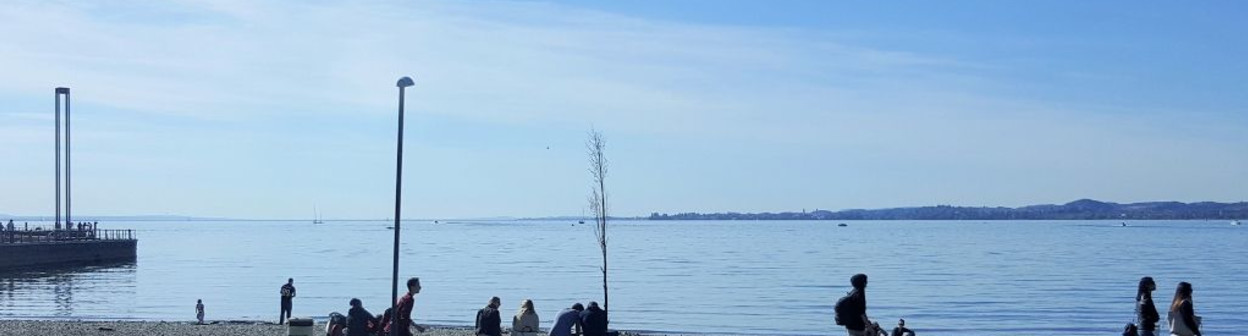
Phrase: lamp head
[
  {"left": 396, "top": 76, "right": 415, "bottom": 88},
  {"left": 55, "top": 87, "right": 70, "bottom": 94}
]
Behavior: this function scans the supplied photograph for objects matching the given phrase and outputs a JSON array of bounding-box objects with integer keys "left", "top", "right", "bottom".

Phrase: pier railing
[{"left": 0, "top": 229, "right": 135, "bottom": 244}]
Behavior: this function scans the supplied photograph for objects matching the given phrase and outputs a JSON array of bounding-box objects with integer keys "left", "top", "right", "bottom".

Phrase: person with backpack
[
  {"left": 1135, "top": 277, "right": 1159, "bottom": 336},
  {"left": 835, "top": 273, "right": 871, "bottom": 336}
]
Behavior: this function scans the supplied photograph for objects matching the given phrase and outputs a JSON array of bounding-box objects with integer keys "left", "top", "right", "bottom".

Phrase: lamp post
[{"left": 390, "top": 76, "right": 414, "bottom": 336}]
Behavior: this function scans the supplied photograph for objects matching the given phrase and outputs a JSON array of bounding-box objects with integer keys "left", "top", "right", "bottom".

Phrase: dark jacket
[
  {"left": 346, "top": 306, "right": 377, "bottom": 336},
  {"left": 475, "top": 306, "right": 502, "bottom": 336},
  {"left": 1177, "top": 300, "right": 1201, "bottom": 336},
  {"left": 842, "top": 289, "right": 867, "bottom": 331},
  {"left": 579, "top": 306, "right": 608, "bottom": 336},
  {"left": 1137, "top": 296, "right": 1159, "bottom": 331},
  {"left": 892, "top": 326, "right": 914, "bottom": 336}
]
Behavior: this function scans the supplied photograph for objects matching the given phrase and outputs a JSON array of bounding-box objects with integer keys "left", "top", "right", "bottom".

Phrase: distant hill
[{"left": 648, "top": 199, "right": 1248, "bottom": 220}]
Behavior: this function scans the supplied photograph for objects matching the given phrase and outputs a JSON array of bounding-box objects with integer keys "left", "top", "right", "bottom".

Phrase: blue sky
[{"left": 1, "top": 0, "right": 1245, "bottom": 219}]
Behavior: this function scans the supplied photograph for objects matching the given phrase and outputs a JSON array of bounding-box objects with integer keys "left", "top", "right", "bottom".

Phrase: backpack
[
  {"left": 834, "top": 294, "right": 852, "bottom": 326},
  {"left": 1122, "top": 322, "right": 1138, "bottom": 336}
]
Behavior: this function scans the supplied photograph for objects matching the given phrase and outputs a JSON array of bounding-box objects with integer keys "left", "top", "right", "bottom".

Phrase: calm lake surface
[{"left": 0, "top": 220, "right": 1244, "bottom": 335}]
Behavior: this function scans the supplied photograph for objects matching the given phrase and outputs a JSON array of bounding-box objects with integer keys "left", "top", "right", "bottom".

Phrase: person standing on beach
[
  {"left": 549, "top": 303, "right": 583, "bottom": 336},
  {"left": 579, "top": 301, "right": 607, "bottom": 336},
  {"left": 835, "top": 273, "right": 871, "bottom": 336},
  {"left": 1135, "top": 277, "right": 1160, "bottom": 336},
  {"left": 196, "top": 299, "right": 205, "bottom": 324},
  {"left": 279, "top": 278, "right": 296, "bottom": 324},
  {"left": 475, "top": 296, "right": 502, "bottom": 336},
  {"left": 1167, "top": 282, "right": 1201, "bottom": 336},
  {"left": 386, "top": 277, "right": 427, "bottom": 336}
]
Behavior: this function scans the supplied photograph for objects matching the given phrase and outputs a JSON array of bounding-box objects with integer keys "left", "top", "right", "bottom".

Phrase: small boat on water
[
  {"left": 837, "top": 223, "right": 848, "bottom": 227},
  {"left": 1233, "top": 220, "right": 1242, "bottom": 226}
]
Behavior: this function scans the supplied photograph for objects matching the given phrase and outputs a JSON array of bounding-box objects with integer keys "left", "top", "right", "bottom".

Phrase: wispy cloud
[{"left": 1, "top": 0, "right": 1244, "bottom": 217}]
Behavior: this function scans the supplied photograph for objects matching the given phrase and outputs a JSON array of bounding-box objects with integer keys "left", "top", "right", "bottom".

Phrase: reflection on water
[{"left": 0, "top": 262, "right": 137, "bottom": 319}]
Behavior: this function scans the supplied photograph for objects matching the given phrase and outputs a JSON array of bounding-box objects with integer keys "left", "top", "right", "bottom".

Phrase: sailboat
[{"left": 312, "top": 206, "right": 324, "bottom": 224}]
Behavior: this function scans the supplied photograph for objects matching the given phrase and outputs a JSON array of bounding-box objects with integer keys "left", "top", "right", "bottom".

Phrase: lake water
[{"left": 0, "top": 220, "right": 1244, "bottom": 335}]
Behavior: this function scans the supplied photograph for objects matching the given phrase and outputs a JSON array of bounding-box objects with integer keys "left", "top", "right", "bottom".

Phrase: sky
[{"left": 1, "top": 0, "right": 1246, "bottom": 219}]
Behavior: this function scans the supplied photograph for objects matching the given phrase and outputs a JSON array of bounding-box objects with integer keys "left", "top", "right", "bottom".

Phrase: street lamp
[{"left": 390, "top": 76, "right": 414, "bottom": 336}]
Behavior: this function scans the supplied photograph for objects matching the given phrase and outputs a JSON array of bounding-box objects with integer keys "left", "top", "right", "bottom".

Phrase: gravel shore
[{"left": 0, "top": 320, "right": 657, "bottom": 336}]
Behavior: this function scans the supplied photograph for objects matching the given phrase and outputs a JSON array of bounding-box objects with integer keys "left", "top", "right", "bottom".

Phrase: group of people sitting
[
  {"left": 469, "top": 297, "right": 608, "bottom": 336},
  {"left": 324, "top": 277, "right": 609, "bottom": 336}
]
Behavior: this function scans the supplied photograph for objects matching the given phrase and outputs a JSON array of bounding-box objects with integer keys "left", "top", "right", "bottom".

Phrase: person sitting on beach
[
  {"left": 1136, "top": 277, "right": 1160, "bottom": 336},
  {"left": 579, "top": 301, "right": 607, "bottom": 336},
  {"left": 346, "top": 298, "right": 378, "bottom": 336},
  {"left": 1167, "top": 282, "right": 1201, "bottom": 336},
  {"left": 384, "top": 277, "right": 427, "bottom": 336},
  {"left": 890, "top": 319, "right": 913, "bottom": 336},
  {"left": 511, "top": 299, "right": 540, "bottom": 336},
  {"left": 475, "top": 296, "right": 503, "bottom": 336},
  {"left": 196, "top": 299, "right": 205, "bottom": 325},
  {"left": 835, "top": 273, "right": 871, "bottom": 336},
  {"left": 549, "top": 303, "right": 583, "bottom": 336}
]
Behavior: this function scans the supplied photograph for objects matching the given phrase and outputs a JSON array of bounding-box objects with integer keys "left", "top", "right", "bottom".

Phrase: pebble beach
[{"left": 0, "top": 320, "right": 658, "bottom": 336}]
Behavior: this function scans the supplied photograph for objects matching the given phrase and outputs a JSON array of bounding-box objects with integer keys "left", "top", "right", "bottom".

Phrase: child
[{"left": 196, "top": 299, "right": 205, "bottom": 324}]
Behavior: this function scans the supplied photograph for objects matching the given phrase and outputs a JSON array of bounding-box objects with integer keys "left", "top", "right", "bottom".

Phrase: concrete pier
[{"left": 0, "top": 230, "right": 137, "bottom": 269}]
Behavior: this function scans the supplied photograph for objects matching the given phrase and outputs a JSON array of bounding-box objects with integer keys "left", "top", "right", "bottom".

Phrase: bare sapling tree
[{"left": 586, "top": 128, "right": 610, "bottom": 325}]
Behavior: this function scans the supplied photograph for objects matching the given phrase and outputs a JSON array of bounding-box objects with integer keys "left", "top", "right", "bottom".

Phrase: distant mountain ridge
[{"left": 648, "top": 199, "right": 1248, "bottom": 220}]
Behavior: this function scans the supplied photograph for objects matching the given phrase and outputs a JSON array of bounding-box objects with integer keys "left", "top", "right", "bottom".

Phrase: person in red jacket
[{"left": 384, "top": 277, "right": 427, "bottom": 336}]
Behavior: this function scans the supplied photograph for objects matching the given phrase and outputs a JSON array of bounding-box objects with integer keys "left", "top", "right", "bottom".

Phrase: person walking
[
  {"left": 835, "top": 273, "right": 871, "bottom": 336},
  {"left": 579, "top": 301, "right": 607, "bottom": 336},
  {"left": 196, "top": 299, "right": 205, "bottom": 325},
  {"left": 512, "top": 299, "right": 540, "bottom": 336},
  {"left": 549, "top": 303, "right": 584, "bottom": 336},
  {"left": 1167, "top": 282, "right": 1201, "bottom": 336},
  {"left": 279, "top": 278, "right": 296, "bottom": 324},
  {"left": 1135, "top": 277, "right": 1160, "bottom": 336},
  {"left": 385, "top": 277, "right": 427, "bottom": 336},
  {"left": 475, "top": 296, "right": 502, "bottom": 336}
]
